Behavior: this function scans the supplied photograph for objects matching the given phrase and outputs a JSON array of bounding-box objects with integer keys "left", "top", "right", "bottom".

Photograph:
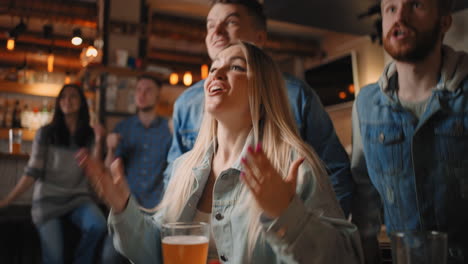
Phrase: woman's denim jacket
[
  {"left": 351, "top": 46, "right": 468, "bottom": 263},
  {"left": 165, "top": 73, "right": 354, "bottom": 216},
  {"left": 108, "top": 134, "right": 364, "bottom": 264}
]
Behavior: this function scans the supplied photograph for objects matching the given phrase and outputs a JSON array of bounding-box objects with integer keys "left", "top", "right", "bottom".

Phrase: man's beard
[{"left": 383, "top": 19, "right": 441, "bottom": 63}]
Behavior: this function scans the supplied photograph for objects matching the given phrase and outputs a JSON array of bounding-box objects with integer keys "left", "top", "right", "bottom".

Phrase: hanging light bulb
[
  {"left": 64, "top": 72, "right": 71, "bottom": 84},
  {"left": 338, "top": 91, "right": 347, "bottom": 100},
  {"left": 348, "top": 84, "right": 355, "bottom": 94},
  {"left": 7, "top": 18, "right": 26, "bottom": 51},
  {"left": 201, "top": 64, "right": 209, "bottom": 79},
  {"left": 6, "top": 38, "right": 15, "bottom": 51},
  {"left": 169, "top": 73, "right": 179, "bottom": 85},
  {"left": 183, "top": 71, "right": 192, "bottom": 86},
  {"left": 71, "top": 28, "right": 83, "bottom": 46},
  {"left": 47, "top": 53, "right": 54, "bottom": 73},
  {"left": 85, "top": 45, "right": 98, "bottom": 57}
]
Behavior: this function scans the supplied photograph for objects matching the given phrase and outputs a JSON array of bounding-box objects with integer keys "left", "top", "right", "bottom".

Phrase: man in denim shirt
[
  {"left": 165, "top": 0, "right": 354, "bottom": 217},
  {"left": 352, "top": 0, "right": 468, "bottom": 263}
]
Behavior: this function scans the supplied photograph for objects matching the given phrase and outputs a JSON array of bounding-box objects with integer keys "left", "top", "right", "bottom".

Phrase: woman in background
[
  {"left": 0, "top": 84, "right": 107, "bottom": 264},
  {"left": 78, "top": 42, "right": 363, "bottom": 263}
]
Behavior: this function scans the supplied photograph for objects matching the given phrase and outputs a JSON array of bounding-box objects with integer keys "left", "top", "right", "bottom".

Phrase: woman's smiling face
[{"left": 204, "top": 45, "right": 250, "bottom": 121}]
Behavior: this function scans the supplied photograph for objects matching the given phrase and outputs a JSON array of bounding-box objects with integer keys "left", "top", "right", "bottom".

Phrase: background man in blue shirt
[
  {"left": 105, "top": 74, "right": 172, "bottom": 209},
  {"left": 165, "top": 0, "right": 354, "bottom": 216}
]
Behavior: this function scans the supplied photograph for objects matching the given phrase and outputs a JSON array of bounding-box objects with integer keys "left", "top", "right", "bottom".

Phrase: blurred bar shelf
[{"left": 0, "top": 128, "right": 36, "bottom": 141}]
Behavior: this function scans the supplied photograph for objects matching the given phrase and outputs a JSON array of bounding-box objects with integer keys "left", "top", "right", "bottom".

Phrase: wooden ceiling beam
[
  {"left": 0, "top": 50, "right": 81, "bottom": 71},
  {"left": 0, "top": 30, "right": 92, "bottom": 51},
  {"left": 0, "top": 0, "right": 97, "bottom": 28}
]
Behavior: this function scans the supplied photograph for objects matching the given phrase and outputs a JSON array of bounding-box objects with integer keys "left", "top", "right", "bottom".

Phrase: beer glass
[
  {"left": 161, "top": 222, "right": 209, "bottom": 264},
  {"left": 9, "top": 128, "right": 22, "bottom": 154},
  {"left": 391, "top": 231, "right": 447, "bottom": 264}
]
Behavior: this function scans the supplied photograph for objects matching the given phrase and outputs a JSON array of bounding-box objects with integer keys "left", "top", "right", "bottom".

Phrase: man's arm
[
  {"left": 351, "top": 102, "right": 383, "bottom": 264},
  {"left": 163, "top": 99, "right": 186, "bottom": 189},
  {"left": 299, "top": 83, "right": 353, "bottom": 217},
  {"left": 105, "top": 133, "right": 121, "bottom": 168},
  {"left": 163, "top": 81, "right": 205, "bottom": 189}
]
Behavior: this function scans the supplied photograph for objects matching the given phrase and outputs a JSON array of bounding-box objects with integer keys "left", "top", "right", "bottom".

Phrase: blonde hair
[{"left": 158, "top": 41, "right": 327, "bottom": 254}]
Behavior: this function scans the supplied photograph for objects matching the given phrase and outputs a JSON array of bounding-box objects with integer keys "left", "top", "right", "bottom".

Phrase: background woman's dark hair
[{"left": 47, "top": 84, "right": 94, "bottom": 147}]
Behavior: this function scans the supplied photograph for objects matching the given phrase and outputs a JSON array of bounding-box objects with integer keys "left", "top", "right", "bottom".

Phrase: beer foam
[{"left": 162, "top": 235, "right": 209, "bottom": 245}]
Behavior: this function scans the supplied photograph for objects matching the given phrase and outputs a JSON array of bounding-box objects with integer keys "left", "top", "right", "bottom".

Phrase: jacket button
[
  {"left": 379, "top": 132, "right": 385, "bottom": 142},
  {"left": 220, "top": 255, "right": 228, "bottom": 261},
  {"left": 215, "top": 212, "right": 224, "bottom": 221}
]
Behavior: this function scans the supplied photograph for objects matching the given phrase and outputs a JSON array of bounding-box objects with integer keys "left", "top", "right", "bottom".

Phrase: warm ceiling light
[
  {"left": 338, "top": 91, "right": 347, "bottom": 100},
  {"left": 6, "top": 38, "right": 15, "bottom": 51},
  {"left": 85, "top": 45, "right": 98, "bottom": 57},
  {"left": 169, "top": 73, "right": 179, "bottom": 85},
  {"left": 201, "top": 64, "right": 209, "bottom": 79},
  {"left": 6, "top": 19, "right": 27, "bottom": 51},
  {"left": 348, "top": 84, "right": 355, "bottom": 94},
  {"left": 183, "top": 71, "right": 192, "bottom": 86},
  {"left": 64, "top": 73, "right": 71, "bottom": 84},
  {"left": 47, "top": 53, "right": 54, "bottom": 73},
  {"left": 71, "top": 28, "right": 83, "bottom": 46}
]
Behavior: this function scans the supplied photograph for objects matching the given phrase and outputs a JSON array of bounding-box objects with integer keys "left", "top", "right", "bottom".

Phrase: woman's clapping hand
[
  {"left": 241, "top": 144, "right": 304, "bottom": 219},
  {"left": 76, "top": 149, "right": 130, "bottom": 213}
]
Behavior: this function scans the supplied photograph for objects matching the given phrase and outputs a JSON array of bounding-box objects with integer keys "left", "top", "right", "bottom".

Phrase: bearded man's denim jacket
[{"left": 352, "top": 46, "right": 468, "bottom": 264}]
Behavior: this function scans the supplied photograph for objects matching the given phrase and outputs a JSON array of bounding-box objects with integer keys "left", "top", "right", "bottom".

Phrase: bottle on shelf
[
  {"left": 20, "top": 104, "right": 29, "bottom": 129},
  {"left": 30, "top": 106, "right": 41, "bottom": 130},
  {"left": 0, "top": 99, "right": 4, "bottom": 127},
  {"left": 3, "top": 99, "right": 12, "bottom": 128},
  {"left": 11, "top": 99, "right": 22, "bottom": 128}
]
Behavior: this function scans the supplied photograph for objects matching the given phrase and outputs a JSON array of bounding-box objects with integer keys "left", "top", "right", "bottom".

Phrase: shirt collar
[{"left": 132, "top": 115, "right": 161, "bottom": 129}]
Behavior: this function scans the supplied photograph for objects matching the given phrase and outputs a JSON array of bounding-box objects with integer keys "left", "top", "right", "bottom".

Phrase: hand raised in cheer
[
  {"left": 76, "top": 149, "right": 130, "bottom": 214},
  {"left": 240, "top": 143, "right": 305, "bottom": 219}
]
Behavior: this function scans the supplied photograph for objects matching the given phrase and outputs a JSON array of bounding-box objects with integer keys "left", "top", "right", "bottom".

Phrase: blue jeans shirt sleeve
[
  {"left": 163, "top": 81, "right": 205, "bottom": 189},
  {"left": 351, "top": 101, "right": 383, "bottom": 264},
  {"left": 288, "top": 75, "right": 354, "bottom": 217},
  {"left": 163, "top": 101, "right": 184, "bottom": 189}
]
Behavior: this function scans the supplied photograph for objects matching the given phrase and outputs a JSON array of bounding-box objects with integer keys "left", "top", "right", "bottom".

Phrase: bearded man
[{"left": 351, "top": 0, "right": 468, "bottom": 263}]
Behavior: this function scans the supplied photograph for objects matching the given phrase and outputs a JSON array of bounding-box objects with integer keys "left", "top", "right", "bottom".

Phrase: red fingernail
[
  {"left": 241, "top": 157, "right": 247, "bottom": 163},
  {"left": 255, "top": 143, "right": 262, "bottom": 152},
  {"left": 247, "top": 146, "right": 254, "bottom": 153}
]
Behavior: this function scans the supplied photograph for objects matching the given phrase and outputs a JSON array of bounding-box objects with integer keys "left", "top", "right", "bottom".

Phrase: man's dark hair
[
  {"left": 137, "top": 74, "right": 162, "bottom": 88},
  {"left": 439, "top": 0, "right": 455, "bottom": 16},
  {"left": 211, "top": 0, "right": 267, "bottom": 31}
]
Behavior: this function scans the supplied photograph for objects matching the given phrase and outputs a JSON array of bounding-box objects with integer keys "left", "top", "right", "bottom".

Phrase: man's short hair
[
  {"left": 137, "top": 74, "right": 162, "bottom": 89},
  {"left": 210, "top": 0, "right": 267, "bottom": 31},
  {"left": 439, "top": 0, "right": 455, "bottom": 15}
]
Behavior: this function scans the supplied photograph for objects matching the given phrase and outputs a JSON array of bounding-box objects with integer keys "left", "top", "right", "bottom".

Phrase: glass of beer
[
  {"left": 391, "top": 230, "right": 447, "bottom": 264},
  {"left": 9, "top": 128, "right": 22, "bottom": 154},
  {"left": 161, "top": 222, "right": 209, "bottom": 264}
]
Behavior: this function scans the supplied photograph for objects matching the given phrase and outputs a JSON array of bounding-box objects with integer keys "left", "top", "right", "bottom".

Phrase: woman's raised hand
[
  {"left": 76, "top": 149, "right": 130, "bottom": 213},
  {"left": 241, "top": 144, "right": 304, "bottom": 219}
]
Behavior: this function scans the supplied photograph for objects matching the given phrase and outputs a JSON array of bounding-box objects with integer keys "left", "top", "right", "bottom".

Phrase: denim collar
[{"left": 192, "top": 129, "right": 255, "bottom": 177}]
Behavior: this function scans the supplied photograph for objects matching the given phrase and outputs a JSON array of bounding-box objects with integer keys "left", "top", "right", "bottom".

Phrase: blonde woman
[{"left": 77, "top": 42, "right": 363, "bottom": 264}]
